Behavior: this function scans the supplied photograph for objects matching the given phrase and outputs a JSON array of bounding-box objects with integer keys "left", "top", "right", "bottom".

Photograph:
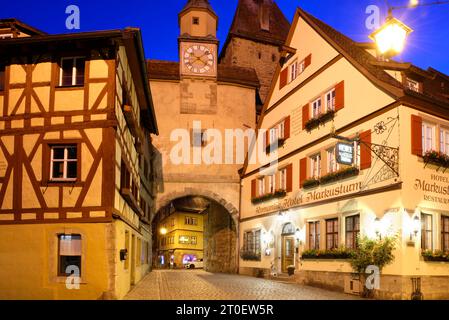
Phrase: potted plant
[{"left": 287, "top": 265, "right": 295, "bottom": 276}]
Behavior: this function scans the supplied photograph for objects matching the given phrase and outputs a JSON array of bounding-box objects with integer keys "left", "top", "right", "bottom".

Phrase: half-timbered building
[{"left": 0, "top": 19, "right": 158, "bottom": 299}]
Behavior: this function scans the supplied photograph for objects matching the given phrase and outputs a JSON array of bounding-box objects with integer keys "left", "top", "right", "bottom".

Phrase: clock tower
[{"left": 179, "top": 0, "right": 218, "bottom": 78}]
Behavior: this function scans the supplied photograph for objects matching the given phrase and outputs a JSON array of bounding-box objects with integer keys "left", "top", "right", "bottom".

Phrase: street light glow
[
  {"left": 370, "top": 17, "right": 413, "bottom": 57},
  {"left": 160, "top": 227, "right": 168, "bottom": 235}
]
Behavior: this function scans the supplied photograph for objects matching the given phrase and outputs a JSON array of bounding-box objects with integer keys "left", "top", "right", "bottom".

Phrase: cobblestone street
[{"left": 124, "top": 270, "right": 361, "bottom": 300}]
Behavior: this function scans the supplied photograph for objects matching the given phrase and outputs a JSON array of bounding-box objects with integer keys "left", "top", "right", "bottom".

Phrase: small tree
[{"left": 350, "top": 235, "right": 397, "bottom": 298}]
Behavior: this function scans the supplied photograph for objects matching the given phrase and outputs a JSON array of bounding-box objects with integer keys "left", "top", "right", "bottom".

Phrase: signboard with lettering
[{"left": 336, "top": 143, "right": 354, "bottom": 166}]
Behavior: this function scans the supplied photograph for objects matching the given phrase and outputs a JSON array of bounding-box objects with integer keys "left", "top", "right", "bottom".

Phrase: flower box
[
  {"left": 301, "top": 248, "right": 354, "bottom": 260},
  {"left": 320, "top": 167, "right": 360, "bottom": 185},
  {"left": 423, "top": 151, "right": 449, "bottom": 168},
  {"left": 251, "top": 189, "right": 287, "bottom": 204},
  {"left": 240, "top": 250, "right": 261, "bottom": 261},
  {"left": 302, "top": 178, "right": 320, "bottom": 190},
  {"left": 305, "top": 110, "right": 335, "bottom": 132},
  {"left": 422, "top": 250, "right": 449, "bottom": 262}
]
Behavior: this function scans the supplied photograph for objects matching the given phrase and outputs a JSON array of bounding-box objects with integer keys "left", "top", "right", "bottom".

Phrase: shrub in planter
[
  {"left": 301, "top": 248, "right": 354, "bottom": 260},
  {"left": 266, "top": 138, "right": 286, "bottom": 153},
  {"left": 423, "top": 150, "right": 449, "bottom": 168},
  {"left": 422, "top": 250, "right": 449, "bottom": 262},
  {"left": 302, "top": 178, "right": 320, "bottom": 189},
  {"left": 305, "top": 110, "right": 335, "bottom": 132},
  {"left": 240, "top": 250, "right": 261, "bottom": 261},
  {"left": 251, "top": 190, "right": 287, "bottom": 204}
]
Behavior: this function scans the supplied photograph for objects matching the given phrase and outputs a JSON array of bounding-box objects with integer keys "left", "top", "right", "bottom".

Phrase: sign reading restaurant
[{"left": 256, "top": 181, "right": 363, "bottom": 214}]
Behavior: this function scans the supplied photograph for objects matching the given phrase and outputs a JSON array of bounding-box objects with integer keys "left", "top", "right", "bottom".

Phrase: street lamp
[
  {"left": 370, "top": 0, "right": 449, "bottom": 58},
  {"left": 160, "top": 227, "right": 168, "bottom": 235}
]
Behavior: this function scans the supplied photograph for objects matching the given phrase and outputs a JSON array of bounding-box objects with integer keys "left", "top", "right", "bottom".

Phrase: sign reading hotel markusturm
[{"left": 336, "top": 142, "right": 354, "bottom": 166}]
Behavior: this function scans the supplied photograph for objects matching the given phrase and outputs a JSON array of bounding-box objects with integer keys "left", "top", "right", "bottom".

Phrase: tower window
[
  {"left": 192, "top": 17, "right": 200, "bottom": 25},
  {"left": 258, "top": 52, "right": 262, "bottom": 59}
]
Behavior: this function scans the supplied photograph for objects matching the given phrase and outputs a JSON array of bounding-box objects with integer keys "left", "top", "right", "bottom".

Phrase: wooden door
[{"left": 281, "top": 236, "right": 295, "bottom": 273}]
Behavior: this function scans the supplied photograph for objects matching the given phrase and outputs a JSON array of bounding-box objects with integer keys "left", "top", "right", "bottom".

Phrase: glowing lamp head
[
  {"left": 374, "top": 217, "right": 382, "bottom": 236},
  {"left": 369, "top": 17, "right": 413, "bottom": 57},
  {"left": 160, "top": 227, "right": 168, "bottom": 235},
  {"left": 412, "top": 216, "right": 421, "bottom": 235}
]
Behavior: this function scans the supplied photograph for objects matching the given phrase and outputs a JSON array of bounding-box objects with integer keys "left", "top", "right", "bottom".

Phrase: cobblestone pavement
[{"left": 124, "top": 269, "right": 361, "bottom": 300}]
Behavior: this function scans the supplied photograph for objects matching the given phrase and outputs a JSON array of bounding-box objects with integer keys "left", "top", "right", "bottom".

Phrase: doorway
[{"left": 281, "top": 222, "right": 295, "bottom": 273}]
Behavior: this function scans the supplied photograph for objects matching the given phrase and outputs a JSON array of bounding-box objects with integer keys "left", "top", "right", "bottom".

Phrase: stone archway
[{"left": 152, "top": 187, "right": 239, "bottom": 274}]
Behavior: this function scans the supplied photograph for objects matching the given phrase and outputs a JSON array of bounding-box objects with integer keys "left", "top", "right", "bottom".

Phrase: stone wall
[
  {"left": 220, "top": 37, "right": 280, "bottom": 104},
  {"left": 204, "top": 201, "right": 238, "bottom": 273}
]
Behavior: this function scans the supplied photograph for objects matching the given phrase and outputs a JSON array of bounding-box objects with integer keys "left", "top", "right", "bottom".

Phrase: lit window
[
  {"left": 406, "top": 78, "right": 420, "bottom": 92},
  {"left": 50, "top": 145, "right": 78, "bottom": 181},
  {"left": 58, "top": 234, "right": 82, "bottom": 277},
  {"left": 422, "top": 122, "right": 436, "bottom": 153},
  {"left": 440, "top": 128, "right": 449, "bottom": 155},
  {"left": 243, "top": 229, "right": 261, "bottom": 258},
  {"left": 312, "top": 98, "right": 322, "bottom": 118},
  {"left": 345, "top": 215, "right": 360, "bottom": 250},
  {"left": 179, "top": 235, "right": 190, "bottom": 244},
  {"left": 326, "top": 218, "right": 338, "bottom": 250},
  {"left": 185, "top": 216, "right": 198, "bottom": 226},
  {"left": 59, "top": 57, "right": 85, "bottom": 87},
  {"left": 327, "top": 147, "right": 339, "bottom": 173},
  {"left": 310, "top": 153, "right": 321, "bottom": 178},
  {"left": 268, "top": 174, "right": 275, "bottom": 194},
  {"left": 258, "top": 177, "right": 265, "bottom": 196},
  {"left": 325, "top": 89, "right": 336, "bottom": 112},
  {"left": 191, "top": 236, "right": 197, "bottom": 245},
  {"left": 421, "top": 213, "right": 433, "bottom": 251},
  {"left": 442, "top": 216, "right": 449, "bottom": 252},
  {"left": 279, "top": 168, "right": 287, "bottom": 191},
  {"left": 308, "top": 221, "right": 320, "bottom": 250}
]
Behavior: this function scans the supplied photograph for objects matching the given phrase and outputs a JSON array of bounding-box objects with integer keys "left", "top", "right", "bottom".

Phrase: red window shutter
[
  {"left": 251, "top": 179, "right": 256, "bottom": 198},
  {"left": 304, "top": 54, "right": 312, "bottom": 68},
  {"left": 279, "top": 68, "right": 288, "bottom": 89},
  {"left": 360, "top": 130, "right": 372, "bottom": 170},
  {"left": 302, "top": 104, "right": 309, "bottom": 130},
  {"left": 335, "top": 81, "right": 345, "bottom": 111},
  {"left": 284, "top": 116, "right": 291, "bottom": 139},
  {"left": 300, "top": 158, "right": 307, "bottom": 187},
  {"left": 286, "top": 164, "right": 293, "bottom": 192},
  {"left": 411, "top": 115, "right": 423, "bottom": 155}
]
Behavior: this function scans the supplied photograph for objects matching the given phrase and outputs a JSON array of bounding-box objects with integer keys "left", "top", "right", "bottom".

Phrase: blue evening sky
[{"left": 2, "top": 0, "right": 449, "bottom": 73}]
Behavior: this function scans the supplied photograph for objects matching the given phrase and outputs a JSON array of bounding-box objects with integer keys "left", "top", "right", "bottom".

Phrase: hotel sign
[
  {"left": 414, "top": 174, "right": 449, "bottom": 205},
  {"left": 336, "top": 143, "right": 354, "bottom": 166},
  {"left": 255, "top": 181, "right": 363, "bottom": 215}
]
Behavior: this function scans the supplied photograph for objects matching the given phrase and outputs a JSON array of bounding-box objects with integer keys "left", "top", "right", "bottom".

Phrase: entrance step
[{"left": 269, "top": 273, "right": 297, "bottom": 284}]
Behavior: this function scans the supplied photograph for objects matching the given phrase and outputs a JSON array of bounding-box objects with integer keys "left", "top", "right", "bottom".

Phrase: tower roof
[
  {"left": 180, "top": 0, "right": 217, "bottom": 18},
  {"left": 226, "top": 0, "right": 290, "bottom": 46}
]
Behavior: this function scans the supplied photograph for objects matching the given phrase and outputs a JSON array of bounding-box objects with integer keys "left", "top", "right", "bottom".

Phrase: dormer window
[
  {"left": 192, "top": 17, "right": 200, "bottom": 25},
  {"left": 406, "top": 78, "right": 421, "bottom": 92}
]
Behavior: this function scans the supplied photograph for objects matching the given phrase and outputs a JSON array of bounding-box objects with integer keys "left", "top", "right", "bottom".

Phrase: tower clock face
[{"left": 183, "top": 45, "right": 215, "bottom": 74}]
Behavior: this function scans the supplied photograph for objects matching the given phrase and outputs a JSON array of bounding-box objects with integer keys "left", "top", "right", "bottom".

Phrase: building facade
[
  {"left": 0, "top": 20, "right": 158, "bottom": 299},
  {"left": 156, "top": 206, "right": 204, "bottom": 268},
  {"left": 239, "top": 8, "right": 449, "bottom": 299},
  {"left": 148, "top": 0, "right": 266, "bottom": 273}
]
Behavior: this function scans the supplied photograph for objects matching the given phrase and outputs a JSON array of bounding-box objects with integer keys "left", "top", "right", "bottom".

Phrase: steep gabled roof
[
  {"left": 224, "top": 0, "right": 290, "bottom": 47},
  {"left": 147, "top": 60, "right": 260, "bottom": 88},
  {"left": 0, "top": 18, "right": 47, "bottom": 36},
  {"left": 179, "top": 0, "right": 217, "bottom": 18}
]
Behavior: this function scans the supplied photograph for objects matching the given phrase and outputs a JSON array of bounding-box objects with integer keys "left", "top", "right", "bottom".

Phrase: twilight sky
[{"left": 2, "top": 0, "right": 449, "bottom": 73}]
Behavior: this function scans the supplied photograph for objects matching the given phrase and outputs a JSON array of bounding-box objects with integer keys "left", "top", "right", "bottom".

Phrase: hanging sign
[{"left": 336, "top": 142, "right": 354, "bottom": 166}]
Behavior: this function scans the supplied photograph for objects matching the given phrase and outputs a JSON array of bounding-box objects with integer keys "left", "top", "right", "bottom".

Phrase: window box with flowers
[
  {"left": 301, "top": 248, "right": 354, "bottom": 260},
  {"left": 240, "top": 250, "right": 261, "bottom": 261},
  {"left": 305, "top": 110, "right": 335, "bottom": 132},
  {"left": 320, "top": 167, "right": 360, "bottom": 185},
  {"left": 422, "top": 250, "right": 449, "bottom": 262},
  {"left": 423, "top": 151, "right": 449, "bottom": 169},
  {"left": 302, "top": 178, "right": 320, "bottom": 190},
  {"left": 251, "top": 189, "right": 287, "bottom": 204}
]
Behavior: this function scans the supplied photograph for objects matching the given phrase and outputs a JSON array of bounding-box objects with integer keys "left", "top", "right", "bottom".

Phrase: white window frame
[
  {"left": 440, "top": 127, "right": 449, "bottom": 155},
  {"left": 298, "top": 60, "right": 305, "bottom": 75},
  {"left": 311, "top": 98, "right": 322, "bottom": 119},
  {"left": 422, "top": 122, "right": 436, "bottom": 153},
  {"left": 290, "top": 60, "right": 298, "bottom": 82},
  {"left": 50, "top": 145, "right": 78, "bottom": 182},
  {"left": 269, "top": 127, "right": 278, "bottom": 145},
  {"left": 327, "top": 147, "right": 339, "bottom": 173},
  {"left": 325, "top": 88, "right": 336, "bottom": 112},
  {"left": 258, "top": 177, "right": 265, "bottom": 196},
  {"left": 59, "top": 56, "right": 85, "bottom": 86},
  {"left": 310, "top": 153, "right": 321, "bottom": 178},
  {"left": 279, "top": 168, "right": 287, "bottom": 191}
]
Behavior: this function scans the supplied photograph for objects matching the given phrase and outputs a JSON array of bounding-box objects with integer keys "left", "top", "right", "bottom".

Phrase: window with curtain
[
  {"left": 58, "top": 234, "right": 82, "bottom": 276},
  {"left": 326, "top": 218, "right": 338, "bottom": 250},
  {"left": 421, "top": 213, "right": 433, "bottom": 250},
  {"left": 308, "top": 221, "right": 320, "bottom": 250},
  {"left": 345, "top": 215, "right": 360, "bottom": 250}
]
